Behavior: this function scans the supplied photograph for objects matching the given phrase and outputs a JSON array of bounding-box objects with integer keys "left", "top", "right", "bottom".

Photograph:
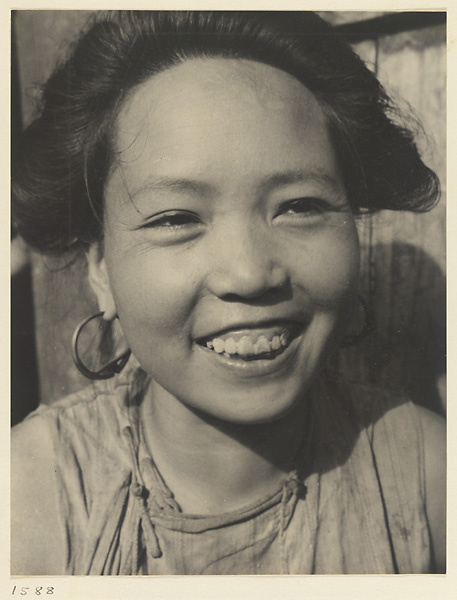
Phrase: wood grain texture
[
  {"left": 14, "top": 12, "right": 98, "bottom": 405},
  {"left": 333, "top": 25, "right": 446, "bottom": 413},
  {"left": 12, "top": 12, "right": 446, "bottom": 412}
]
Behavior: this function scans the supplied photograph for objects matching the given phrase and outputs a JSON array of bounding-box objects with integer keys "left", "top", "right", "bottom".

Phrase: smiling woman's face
[{"left": 93, "top": 58, "right": 360, "bottom": 424}]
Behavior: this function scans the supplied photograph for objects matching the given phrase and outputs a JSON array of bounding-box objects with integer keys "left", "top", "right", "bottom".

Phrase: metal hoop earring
[
  {"left": 341, "top": 296, "right": 374, "bottom": 348},
  {"left": 72, "top": 311, "right": 131, "bottom": 380}
]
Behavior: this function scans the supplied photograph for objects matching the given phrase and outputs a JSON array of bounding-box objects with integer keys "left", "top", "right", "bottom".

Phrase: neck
[{"left": 140, "top": 381, "right": 312, "bottom": 515}]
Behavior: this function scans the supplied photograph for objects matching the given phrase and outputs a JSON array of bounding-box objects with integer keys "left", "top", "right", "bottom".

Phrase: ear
[{"left": 86, "top": 244, "right": 117, "bottom": 321}]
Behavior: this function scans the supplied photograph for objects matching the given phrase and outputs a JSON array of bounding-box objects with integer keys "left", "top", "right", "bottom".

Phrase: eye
[
  {"left": 134, "top": 210, "right": 204, "bottom": 245},
  {"left": 274, "top": 198, "right": 327, "bottom": 220},
  {"left": 138, "top": 210, "right": 201, "bottom": 231}
]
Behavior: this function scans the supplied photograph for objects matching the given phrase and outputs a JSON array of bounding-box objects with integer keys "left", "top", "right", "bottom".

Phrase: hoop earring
[
  {"left": 72, "top": 311, "right": 131, "bottom": 380},
  {"left": 341, "top": 296, "right": 374, "bottom": 348}
]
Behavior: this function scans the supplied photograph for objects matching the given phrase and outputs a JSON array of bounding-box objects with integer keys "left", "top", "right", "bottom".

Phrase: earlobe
[{"left": 86, "top": 245, "right": 117, "bottom": 320}]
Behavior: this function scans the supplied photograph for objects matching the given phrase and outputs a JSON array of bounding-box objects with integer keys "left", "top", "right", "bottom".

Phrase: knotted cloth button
[
  {"left": 285, "top": 477, "right": 307, "bottom": 500},
  {"left": 131, "top": 482, "right": 144, "bottom": 497}
]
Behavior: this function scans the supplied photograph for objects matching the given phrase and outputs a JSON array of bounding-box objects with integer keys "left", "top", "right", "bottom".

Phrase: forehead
[{"left": 110, "top": 58, "right": 339, "bottom": 192}]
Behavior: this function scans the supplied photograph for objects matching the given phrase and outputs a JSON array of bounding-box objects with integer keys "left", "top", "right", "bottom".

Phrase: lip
[{"left": 195, "top": 326, "right": 304, "bottom": 378}]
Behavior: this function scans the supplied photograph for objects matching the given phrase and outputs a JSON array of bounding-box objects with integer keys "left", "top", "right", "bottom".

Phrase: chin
[{"left": 182, "top": 375, "right": 313, "bottom": 426}]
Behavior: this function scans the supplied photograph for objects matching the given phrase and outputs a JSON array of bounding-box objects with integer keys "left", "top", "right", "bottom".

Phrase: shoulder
[
  {"left": 11, "top": 416, "right": 65, "bottom": 575},
  {"left": 367, "top": 394, "right": 446, "bottom": 572},
  {"left": 10, "top": 385, "right": 101, "bottom": 576},
  {"left": 11, "top": 372, "right": 144, "bottom": 575},
  {"left": 323, "top": 376, "right": 446, "bottom": 571},
  {"left": 415, "top": 405, "right": 446, "bottom": 573},
  {"left": 347, "top": 381, "right": 446, "bottom": 571}
]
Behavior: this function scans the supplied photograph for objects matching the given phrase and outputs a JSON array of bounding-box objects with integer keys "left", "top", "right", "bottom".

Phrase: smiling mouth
[{"left": 196, "top": 322, "right": 303, "bottom": 361}]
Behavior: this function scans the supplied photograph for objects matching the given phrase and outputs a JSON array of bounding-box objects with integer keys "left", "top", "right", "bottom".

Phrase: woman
[{"left": 11, "top": 11, "right": 445, "bottom": 575}]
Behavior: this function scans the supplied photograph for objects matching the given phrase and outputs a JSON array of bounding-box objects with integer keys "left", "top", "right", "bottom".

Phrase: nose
[{"left": 205, "top": 223, "right": 289, "bottom": 300}]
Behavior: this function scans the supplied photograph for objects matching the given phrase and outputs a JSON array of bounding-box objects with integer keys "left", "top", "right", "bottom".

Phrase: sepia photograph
[{"left": 10, "top": 9, "right": 446, "bottom": 579}]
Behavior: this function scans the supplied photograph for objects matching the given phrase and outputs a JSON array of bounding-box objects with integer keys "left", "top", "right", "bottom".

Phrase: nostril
[
  {"left": 206, "top": 241, "right": 289, "bottom": 299},
  {"left": 270, "top": 265, "right": 289, "bottom": 288},
  {"left": 218, "top": 282, "right": 292, "bottom": 305}
]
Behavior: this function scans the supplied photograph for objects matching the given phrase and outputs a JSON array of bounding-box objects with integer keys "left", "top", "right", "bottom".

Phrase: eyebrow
[
  {"left": 128, "top": 168, "right": 343, "bottom": 201},
  {"left": 129, "top": 178, "right": 216, "bottom": 201},
  {"left": 259, "top": 169, "right": 344, "bottom": 195}
]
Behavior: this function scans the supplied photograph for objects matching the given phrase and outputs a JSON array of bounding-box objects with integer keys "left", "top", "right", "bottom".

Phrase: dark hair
[{"left": 12, "top": 10, "right": 440, "bottom": 253}]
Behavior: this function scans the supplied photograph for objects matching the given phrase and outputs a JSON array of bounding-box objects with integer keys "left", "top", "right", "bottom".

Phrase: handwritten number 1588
[{"left": 12, "top": 587, "right": 54, "bottom": 595}]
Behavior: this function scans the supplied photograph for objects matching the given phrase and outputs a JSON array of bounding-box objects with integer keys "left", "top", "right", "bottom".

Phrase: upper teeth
[{"left": 206, "top": 332, "right": 289, "bottom": 357}]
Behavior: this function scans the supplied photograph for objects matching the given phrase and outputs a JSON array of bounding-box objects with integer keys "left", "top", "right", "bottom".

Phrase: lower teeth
[{"left": 220, "top": 348, "right": 283, "bottom": 360}]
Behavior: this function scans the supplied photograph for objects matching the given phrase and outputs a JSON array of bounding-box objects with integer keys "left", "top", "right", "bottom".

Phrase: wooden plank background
[
  {"left": 339, "top": 22, "right": 446, "bottom": 415},
  {"left": 12, "top": 11, "right": 446, "bottom": 417}
]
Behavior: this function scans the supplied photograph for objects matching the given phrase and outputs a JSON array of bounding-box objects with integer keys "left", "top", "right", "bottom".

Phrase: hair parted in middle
[{"left": 12, "top": 10, "right": 440, "bottom": 255}]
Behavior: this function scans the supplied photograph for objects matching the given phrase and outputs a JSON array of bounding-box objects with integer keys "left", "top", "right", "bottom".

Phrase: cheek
[
  {"left": 105, "top": 249, "right": 195, "bottom": 343},
  {"left": 293, "top": 223, "right": 360, "bottom": 308}
]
